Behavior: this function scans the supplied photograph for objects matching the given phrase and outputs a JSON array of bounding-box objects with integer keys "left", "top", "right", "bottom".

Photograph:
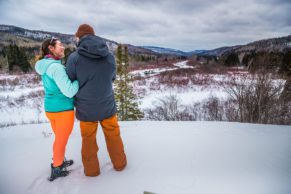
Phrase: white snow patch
[
  {"left": 140, "top": 87, "right": 228, "bottom": 109},
  {"left": 173, "top": 60, "right": 194, "bottom": 69},
  {"left": 130, "top": 60, "right": 193, "bottom": 78},
  {"left": 0, "top": 121, "right": 290, "bottom": 194}
]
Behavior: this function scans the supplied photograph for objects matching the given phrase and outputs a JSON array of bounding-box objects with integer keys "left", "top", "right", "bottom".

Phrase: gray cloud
[{"left": 0, "top": 0, "right": 290, "bottom": 51}]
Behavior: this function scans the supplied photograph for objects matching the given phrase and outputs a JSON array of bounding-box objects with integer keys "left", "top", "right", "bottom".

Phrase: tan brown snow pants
[{"left": 80, "top": 114, "right": 127, "bottom": 176}]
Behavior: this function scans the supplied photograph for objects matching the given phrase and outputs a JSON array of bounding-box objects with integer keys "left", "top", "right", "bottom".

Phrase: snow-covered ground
[
  {"left": 130, "top": 60, "right": 194, "bottom": 78},
  {"left": 1, "top": 61, "right": 219, "bottom": 125},
  {"left": 0, "top": 60, "right": 286, "bottom": 125},
  {"left": 0, "top": 73, "right": 46, "bottom": 126},
  {"left": 139, "top": 86, "right": 227, "bottom": 109},
  {"left": 131, "top": 60, "right": 229, "bottom": 109},
  {"left": 132, "top": 61, "right": 285, "bottom": 111},
  {"left": 0, "top": 121, "right": 290, "bottom": 194}
]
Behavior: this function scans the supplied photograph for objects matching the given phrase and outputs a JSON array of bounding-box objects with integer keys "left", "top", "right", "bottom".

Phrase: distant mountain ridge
[
  {"left": 0, "top": 24, "right": 155, "bottom": 55},
  {"left": 0, "top": 24, "right": 74, "bottom": 44},
  {"left": 142, "top": 46, "right": 209, "bottom": 56},
  {"left": 143, "top": 35, "right": 291, "bottom": 57},
  {"left": 202, "top": 35, "right": 291, "bottom": 56},
  {"left": 1, "top": 24, "right": 290, "bottom": 57}
]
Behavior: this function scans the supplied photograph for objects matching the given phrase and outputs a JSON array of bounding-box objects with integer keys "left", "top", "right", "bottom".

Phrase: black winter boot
[
  {"left": 48, "top": 163, "right": 69, "bottom": 182},
  {"left": 51, "top": 157, "right": 74, "bottom": 168},
  {"left": 63, "top": 158, "right": 74, "bottom": 168}
]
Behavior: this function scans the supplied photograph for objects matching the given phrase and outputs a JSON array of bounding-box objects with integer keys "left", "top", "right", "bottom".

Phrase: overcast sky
[{"left": 0, "top": 0, "right": 290, "bottom": 51}]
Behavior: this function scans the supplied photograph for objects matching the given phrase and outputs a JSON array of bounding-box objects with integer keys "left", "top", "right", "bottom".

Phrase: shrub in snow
[
  {"left": 144, "top": 94, "right": 195, "bottom": 121},
  {"left": 224, "top": 71, "right": 290, "bottom": 124}
]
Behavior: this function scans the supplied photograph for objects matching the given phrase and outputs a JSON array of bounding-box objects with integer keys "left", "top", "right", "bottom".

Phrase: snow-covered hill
[
  {"left": 0, "top": 24, "right": 157, "bottom": 56},
  {"left": 0, "top": 121, "right": 290, "bottom": 194}
]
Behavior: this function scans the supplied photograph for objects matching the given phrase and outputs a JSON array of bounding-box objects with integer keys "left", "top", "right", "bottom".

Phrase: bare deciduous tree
[
  {"left": 225, "top": 71, "right": 286, "bottom": 124},
  {"left": 202, "top": 96, "right": 223, "bottom": 121},
  {"left": 145, "top": 94, "right": 194, "bottom": 121}
]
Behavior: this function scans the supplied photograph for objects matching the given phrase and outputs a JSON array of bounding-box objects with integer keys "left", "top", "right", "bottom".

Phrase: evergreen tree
[
  {"left": 114, "top": 44, "right": 144, "bottom": 120},
  {"left": 224, "top": 52, "right": 239, "bottom": 67},
  {"left": 4, "top": 44, "right": 31, "bottom": 73},
  {"left": 0, "top": 52, "right": 9, "bottom": 72}
]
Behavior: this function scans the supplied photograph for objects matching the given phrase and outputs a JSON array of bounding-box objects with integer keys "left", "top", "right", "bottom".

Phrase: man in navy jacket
[{"left": 66, "top": 24, "right": 127, "bottom": 176}]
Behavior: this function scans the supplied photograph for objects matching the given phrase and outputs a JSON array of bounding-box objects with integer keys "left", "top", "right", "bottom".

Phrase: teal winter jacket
[{"left": 35, "top": 58, "right": 79, "bottom": 112}]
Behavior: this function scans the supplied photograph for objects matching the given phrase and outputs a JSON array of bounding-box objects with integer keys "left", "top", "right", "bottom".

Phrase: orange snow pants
[
  {"left": 80, "top": 114, "right": 127, "bottom": 176},
  {"left": 46, "top": 111, "right": 75, "bottom": 167}
]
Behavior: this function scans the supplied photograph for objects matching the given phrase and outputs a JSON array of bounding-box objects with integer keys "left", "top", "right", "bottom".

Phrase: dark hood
[{"left": 77, "top": 35, "right": 109, "bottom": 59}]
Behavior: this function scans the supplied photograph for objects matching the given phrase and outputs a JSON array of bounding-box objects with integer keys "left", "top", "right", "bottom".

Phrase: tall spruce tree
[
  {"left": 4, "top": 44, "right": 31, "bottom": 73},
  {"left": 114, "top": 44, "right": 144, "bottom": 120},
  {"left": 0, "top": 52, "right": 9, "bottom": 72}
]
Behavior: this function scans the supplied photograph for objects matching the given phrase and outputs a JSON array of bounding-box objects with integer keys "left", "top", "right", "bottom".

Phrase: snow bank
[{"left": 0, "top": 121, "right": 290, "bottom": 194}]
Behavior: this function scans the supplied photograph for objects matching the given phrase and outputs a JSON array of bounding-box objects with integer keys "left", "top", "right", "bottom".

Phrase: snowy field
[
  {"left": 0, "top": 73, "right": 46, "bottom": 126},
  {"left": 0, "top": 121, "right": 290, "bottom": 194},
  {"left": 0, "top": 60, "right": 223, "bottom": 125},
  {"left": 130, "top": 60, "right": 194, "bottom": 77},
  {"left": 132, "top": 60, "right": 242, "bottom": 109},
  {"left": 0, "top": 60, "right": 286, "bottom": 125}
]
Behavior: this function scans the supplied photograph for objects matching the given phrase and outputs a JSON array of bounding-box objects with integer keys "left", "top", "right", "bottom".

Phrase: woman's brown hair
[{"left": 40, "top": 37, "right": 59, "bottom": 59}]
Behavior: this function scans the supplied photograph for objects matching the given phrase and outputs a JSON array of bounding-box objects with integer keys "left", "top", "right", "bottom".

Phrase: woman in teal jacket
[{"left": 35, "top": 37, "right": 78, "bottom": 181}]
